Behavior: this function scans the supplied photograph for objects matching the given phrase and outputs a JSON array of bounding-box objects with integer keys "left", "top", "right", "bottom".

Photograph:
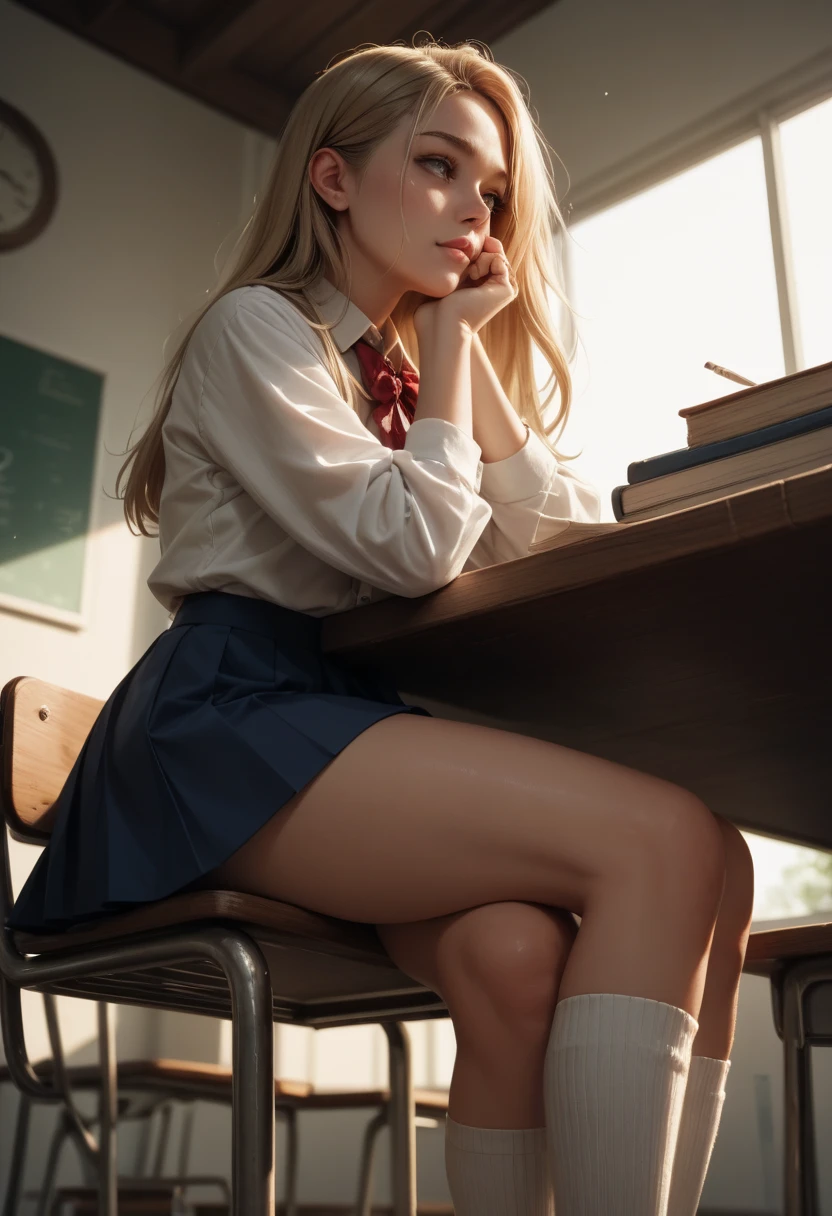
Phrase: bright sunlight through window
[
  {"left": 545, "top": 95, "right": 832, "bottom": 924},
  {"left": 778, "top": 94, "right": 832, "bottom": 369}
]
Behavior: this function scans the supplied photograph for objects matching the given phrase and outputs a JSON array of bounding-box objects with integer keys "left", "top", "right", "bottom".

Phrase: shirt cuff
[
  {"left": 404, "top": 417, "right": 483, "bottom": 492},
  {"left": 478, "top": 423, "right": 558, "bottom": 503}
]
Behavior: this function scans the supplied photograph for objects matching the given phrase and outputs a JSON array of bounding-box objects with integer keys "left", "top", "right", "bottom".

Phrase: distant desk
[{"left": 322, "top": 464, "right": 832, "bottom": 852}]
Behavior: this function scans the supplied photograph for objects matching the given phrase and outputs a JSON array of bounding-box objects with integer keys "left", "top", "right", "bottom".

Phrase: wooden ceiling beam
[
  {"left": 12, "top": 0, "right": 564, "bottom": 140},
  {"left": 76, "top": 0, "right": 123, "bottom": 31},
  {"left": 196, "top": 67, "right": 294, "bottom": 135},
  {"left": 180, "top": 0, "right": 285, "bottom": 79},
  {"left": 14, "top": 0, "right": 294, "bottom": 135},
  {"left": 283, "top": 0, "right": 474, "bottom": 93},
  {"left": 438, "top": 0, "right": 556, "bottom": 48}
]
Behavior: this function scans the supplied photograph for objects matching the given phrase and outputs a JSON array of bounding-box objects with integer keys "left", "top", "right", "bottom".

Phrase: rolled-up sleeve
[
  {"left": 463, "top": 423, "right": 602, "bottom": 570},
  {"left": 197, "top": 295, "right": 493, "bottom": 598}
]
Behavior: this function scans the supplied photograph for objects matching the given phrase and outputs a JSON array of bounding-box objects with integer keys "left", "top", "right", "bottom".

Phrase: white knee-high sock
[
  {"left": 665, "top": 1055, "right": 731, "bottom": 1216},
  {"left": 544, "top": 992, "right": 699, "bottom": 1215},
  {"left": 444, "top": 1116, "right": 554, "bottom": 1216}
]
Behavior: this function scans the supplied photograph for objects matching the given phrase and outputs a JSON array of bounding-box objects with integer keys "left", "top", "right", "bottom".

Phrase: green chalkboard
[{"left": 0, "top": 333, "right": 104, "bottom": 624}]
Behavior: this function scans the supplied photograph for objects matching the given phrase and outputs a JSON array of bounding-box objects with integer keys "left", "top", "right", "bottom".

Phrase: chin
[
  {"left": 408, "top": 278, "right": 456, "bottom": 300},
  {"left": 432, "top": 274, "right": 463, "bottom": 294}
]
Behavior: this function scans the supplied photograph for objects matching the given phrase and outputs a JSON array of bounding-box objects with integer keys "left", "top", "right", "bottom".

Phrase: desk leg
[{"left": 783, "top": 971, "right": 820, "bottom": 1216}]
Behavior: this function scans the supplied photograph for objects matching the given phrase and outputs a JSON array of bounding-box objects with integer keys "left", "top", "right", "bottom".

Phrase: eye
[{"left": 417, "top": 155, "right": 506, "bottom": 214}]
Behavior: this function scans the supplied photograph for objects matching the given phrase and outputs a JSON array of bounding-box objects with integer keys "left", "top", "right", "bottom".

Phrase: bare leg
[
  {"left": 207, "top": 714, "right": 727, "bottom": 1022},
  {"left": 378, "top": 900, "right": 579, "bottom": 1127},
  {"left": 439, "top": 889, "right": 749, "bottom": 1130},
  {"left": 205, "top": 715, "right": 728, "bottom": 1215},
  {"left": 377, "top": 813, "right": 755, "bottom": 1128},
  {"left": 689, "top": 815, "right": 755, "bottom": 1060}
]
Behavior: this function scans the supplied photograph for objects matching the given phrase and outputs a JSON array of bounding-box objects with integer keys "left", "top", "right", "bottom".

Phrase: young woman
[{"left": 8, "top": 38, "right": 754, "bottom": 1216}]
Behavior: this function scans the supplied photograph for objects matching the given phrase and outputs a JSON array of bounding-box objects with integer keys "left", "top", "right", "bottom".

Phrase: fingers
[
  {"left": 469, "top": 251, "right": 508, "bottom": 279},
  {"left": 468, "top": 236, "right": 514, "bottom": 285},
  {"left": 468, "top": 251, "right": 513, "bottom": 287}
]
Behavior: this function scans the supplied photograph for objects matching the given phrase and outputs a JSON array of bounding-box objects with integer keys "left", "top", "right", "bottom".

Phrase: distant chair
[
  {"left": 745, "top": 920, "right": 832, "bottom": 1215},
  {"left": 1, "top": 996, "right": 449, "bottom": 1215},
  {"left": 1, "top": 674, "right": 451, "bottom": 1215}
]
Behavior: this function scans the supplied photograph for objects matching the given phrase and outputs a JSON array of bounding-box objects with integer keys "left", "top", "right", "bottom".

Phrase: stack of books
[{"left": 611, "top": 360, "right": 832, "bottom": 523}]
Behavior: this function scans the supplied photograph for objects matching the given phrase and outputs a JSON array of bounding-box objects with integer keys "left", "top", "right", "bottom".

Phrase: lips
[{"left": 438, "top": 237, "right": 475, "bottom": 260}]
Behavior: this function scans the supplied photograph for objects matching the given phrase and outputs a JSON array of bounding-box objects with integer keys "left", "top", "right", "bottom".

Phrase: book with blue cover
[
  {"left": 611, "top": 405, "right": 832, "bottom": 521},
  {"left": 626, "top": 402, "right": 832, "bottom": 484}
]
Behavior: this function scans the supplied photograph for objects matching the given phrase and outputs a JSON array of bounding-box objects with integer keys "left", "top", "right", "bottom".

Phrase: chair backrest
[{"left": 0, "top": 675, "right": 103, "bottom": 844}]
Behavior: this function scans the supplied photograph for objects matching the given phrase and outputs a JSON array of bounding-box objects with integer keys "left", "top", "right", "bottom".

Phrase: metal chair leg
[
  {"left": 150, "top": 1102, "right": 174, "bottom": 1176},
  {"left": 281, "top": 1106, "right": 299, "bottom": 1216},
  {"left": 355, "top": 1109, "right": 387, "bottom": 1216},
  {"left": 1, "top": 1090, "right": 31, "bottom": 1216},
  {"left": 177, "top": 1102, "right": 196, "bottom": 1176},
  {"left": 382, "top": 1021, "right": 415, "bottom": 1216},
  {"left": 171, "top": 1101, "right": 197, "bottom": 1214},
  {"left": 96, "top": 1002, "right": 118, "bottom": 1216},
  {"left": 35, "top": 1110, "right": 73, "bottom": 1216},
  {"left": 223, "top": 932, "right": 275, "bottom": 1215},
  {"left": 1, "top": 926, "right": 274, "bottom": 1215}
]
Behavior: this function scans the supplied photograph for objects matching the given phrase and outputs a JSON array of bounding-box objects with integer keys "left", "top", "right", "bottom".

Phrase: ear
[{"left": 308, "top": 148, "right": 350, "bottom": 212}]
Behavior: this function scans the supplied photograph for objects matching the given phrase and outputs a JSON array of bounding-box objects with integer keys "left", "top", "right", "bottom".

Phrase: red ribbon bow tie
[{"left": 353, "top": 338, "right": 420, "bottom": 450}]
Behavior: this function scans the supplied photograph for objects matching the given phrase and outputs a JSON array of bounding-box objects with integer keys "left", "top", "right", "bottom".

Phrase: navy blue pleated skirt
[{"left": 7, "top": 590, "right": 433, "bottom": 934}]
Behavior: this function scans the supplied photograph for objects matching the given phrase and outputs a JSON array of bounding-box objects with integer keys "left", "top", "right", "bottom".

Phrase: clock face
[
  {"left": 0, "top": 122, "right": 43, "bottom": 234},
  {"left": 0, "top": 101, "right": 57, "bottom": 249}
]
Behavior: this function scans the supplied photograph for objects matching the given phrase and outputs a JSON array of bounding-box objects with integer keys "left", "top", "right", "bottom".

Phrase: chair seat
[
  {"left": 10, "top": 888, "right": 448, "bottom": 1029},
  {"left": 16, "top": 901, "right": 832, "bottom": 1026},
  {"left": 12, "top": 888, "right": 386, "bottom": 959},
  {"left": 744, "top": 920, "right": 832, "bottom": 978}
]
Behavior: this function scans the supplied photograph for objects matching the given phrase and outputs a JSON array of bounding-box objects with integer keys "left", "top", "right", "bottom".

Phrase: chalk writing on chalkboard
[{"left": 0, "top": 332, "right": 104, "bottom": 627}]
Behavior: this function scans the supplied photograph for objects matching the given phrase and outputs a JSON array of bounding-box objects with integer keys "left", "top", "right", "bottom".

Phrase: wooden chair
[
  {"left": 0, "top": 675, "right": 450, "bottom": 1216},
  {"left": 744, "top": 921, "right": 832, "bottom": 1216}
]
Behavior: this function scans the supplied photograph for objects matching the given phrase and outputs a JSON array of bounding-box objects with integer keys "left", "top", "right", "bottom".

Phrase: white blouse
[{"left": 147, "top": 275, "right": 601, "bottom": 618}]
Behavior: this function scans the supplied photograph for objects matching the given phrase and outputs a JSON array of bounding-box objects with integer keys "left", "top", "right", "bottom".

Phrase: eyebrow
[{"left": 416, "top": 130, "right": 508, "bottom": 183}]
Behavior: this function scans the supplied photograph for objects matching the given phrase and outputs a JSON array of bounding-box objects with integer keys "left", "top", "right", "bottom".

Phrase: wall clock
[{"left": 0, "top": 98, "right": 58, "bottom": 252}]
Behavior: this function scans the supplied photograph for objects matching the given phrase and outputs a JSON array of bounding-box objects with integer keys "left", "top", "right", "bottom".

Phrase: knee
[
  {"left": 437, "top": 901, "right": 577, "bottom": 1031},
  {"left": 713, "top": 815, "right": 755, "bottom": 937},
  {"left": 638, "top": 788, "right": 728, "bottom": 918}
]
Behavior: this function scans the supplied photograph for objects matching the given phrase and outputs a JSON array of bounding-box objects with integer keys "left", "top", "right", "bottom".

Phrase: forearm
[
  {"left": 470, "top": 333, "right": 528, "bottom": 463},
  {"left": 413, "top": 320, "right": 474, "bottom": 435}
]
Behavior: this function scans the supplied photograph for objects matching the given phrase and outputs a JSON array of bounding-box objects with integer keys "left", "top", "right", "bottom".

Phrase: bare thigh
[{"left": 205, "top": 712, "right": 724, "bottom": 925}]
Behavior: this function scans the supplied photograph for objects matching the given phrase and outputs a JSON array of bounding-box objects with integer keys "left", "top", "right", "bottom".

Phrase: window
[
  {"left": 555, "top": 91, "right": 832, "bottom": 921},
  {"left": 778, "top": 94, "right": 832, "bottom": 370},
  {"left": 555, "top": 136, "right": 784, "bottom": 517}
]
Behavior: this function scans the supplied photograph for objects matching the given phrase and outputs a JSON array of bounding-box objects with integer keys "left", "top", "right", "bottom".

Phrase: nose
[{"left": 461, "top": 188, "right": 493, "bottom": 226}]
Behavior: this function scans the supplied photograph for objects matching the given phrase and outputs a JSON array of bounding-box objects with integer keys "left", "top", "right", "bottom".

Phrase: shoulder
[{"left": 192, "top": 284, "right": 325, "bottom": 362}]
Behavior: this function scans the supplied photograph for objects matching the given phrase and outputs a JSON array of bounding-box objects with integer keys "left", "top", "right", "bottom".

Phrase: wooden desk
[{"left": 321, "top": 464, "right": 832, "bottom": 852}]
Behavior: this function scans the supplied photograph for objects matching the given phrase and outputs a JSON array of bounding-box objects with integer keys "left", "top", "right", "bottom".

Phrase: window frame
[{"left": 562, "top": 48, "right": 832, "bottom": 377}]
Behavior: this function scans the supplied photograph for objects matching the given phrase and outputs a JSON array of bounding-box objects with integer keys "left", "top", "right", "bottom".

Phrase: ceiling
[{"left": 12, "top": 0, "right": 558, "bottom": 137}]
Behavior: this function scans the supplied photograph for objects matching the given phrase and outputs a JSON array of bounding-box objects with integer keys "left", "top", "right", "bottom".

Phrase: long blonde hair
[{"left": 117, "top": 37, "right": 580, "bottom": 537}]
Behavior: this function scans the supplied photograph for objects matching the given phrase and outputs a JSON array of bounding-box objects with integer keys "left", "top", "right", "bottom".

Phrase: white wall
[
  {"left": 2, "top": 0, "right": 832, "bottom": 1210},
  {"left": 0, "top": 0, "right": 258, "bottom": 1198}
]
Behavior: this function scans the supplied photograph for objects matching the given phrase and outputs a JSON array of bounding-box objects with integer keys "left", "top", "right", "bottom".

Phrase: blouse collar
[{"left": 304, "top": 273, "right": 404, "bottom": 370}]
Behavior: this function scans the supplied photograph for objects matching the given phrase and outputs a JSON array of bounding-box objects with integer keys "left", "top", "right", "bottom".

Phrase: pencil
[{"left": 704, "top": 361, "right": 757, "bottom": 387}]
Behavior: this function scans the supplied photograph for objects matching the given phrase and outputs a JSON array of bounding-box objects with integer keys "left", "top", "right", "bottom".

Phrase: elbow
[
  {"left": 363, "top": 498, "right": 491, "bottom": 599},
  {"left": 396, "top": 564, "right": 456, "bottom": 599},
  {"left": 382, "top": 552, "right": 465, "bottom": 600}
]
